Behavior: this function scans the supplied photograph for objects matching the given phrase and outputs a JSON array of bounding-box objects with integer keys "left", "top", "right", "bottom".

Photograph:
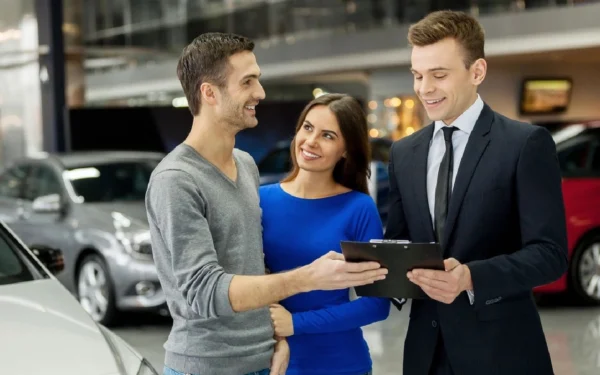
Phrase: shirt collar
[{"left": 433, "top": 94, "right": 484, "bottom": 137}]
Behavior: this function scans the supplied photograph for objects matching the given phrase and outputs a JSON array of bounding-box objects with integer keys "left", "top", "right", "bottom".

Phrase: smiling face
[
  {"left": 294, "top": 105, "right": 347, "bottom": 174},
  {"left": 410, "top": 37, "right": 486, "bottom": 125},
  {"left": 215, "top": 51, "right": 265, "bottom": 130}
]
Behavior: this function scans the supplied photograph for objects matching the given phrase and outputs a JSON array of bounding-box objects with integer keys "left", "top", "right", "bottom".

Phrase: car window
[
  {"left": 0, "top": 165, "right": 30, "bottom": 199},
  {"left": 588, "top": 129, "right": 600, "bottom": 174},
  {"left": 24, "top": 165, "right": 63, "bottom": 201},
  {"left": 65, "top": 160, "right": 158, "bottom": 203},
  {"left": 370, "top": 139, "right": 392, "bottom": 163},
  {"left": 558, "top": 141, "right": 591, "bottom": 172},
  {"left": 0, "top": 227, "right": 42, "bottom": 285},
  {"left": 258, "top": 149, "right": 292, "bottom": 175},
  {"left": 557, "top": 130, "right": 600, "bottom": 177}
]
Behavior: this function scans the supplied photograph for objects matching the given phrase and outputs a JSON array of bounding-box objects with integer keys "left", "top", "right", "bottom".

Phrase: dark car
[{"left": 256, "top": 138, "right": 393, "bottom": 225}]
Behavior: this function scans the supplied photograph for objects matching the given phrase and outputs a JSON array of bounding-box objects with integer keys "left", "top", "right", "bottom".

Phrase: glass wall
[
  {"left": 0, "top": 0, "right": 42, "bottom": 167},
  {"left": 82, "top": 0, "right": 591, "bottom": 58}
]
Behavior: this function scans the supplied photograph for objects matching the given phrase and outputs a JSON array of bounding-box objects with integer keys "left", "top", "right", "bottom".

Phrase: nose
[
  {"left": 418, "top": 77, "right": 435, "bottom": 96},
  {"left": 255, "top": 81, "right": 266, "bottom": 101},
  {"left": 305, "top": 132, "right": 319, "bottom": 147}
]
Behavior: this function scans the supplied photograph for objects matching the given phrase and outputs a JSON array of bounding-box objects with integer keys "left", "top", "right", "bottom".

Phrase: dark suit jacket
[{"left": 385, "top": 103, "right": 568, "bottom": 375}]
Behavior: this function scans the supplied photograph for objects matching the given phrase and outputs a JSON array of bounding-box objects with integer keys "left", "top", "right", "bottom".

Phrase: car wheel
[
  {"left": 570, "top": 232, "right": 600, "bottom": 305},
  {"left": 76, "top": 254, "right": 119, "bottom": 326}
]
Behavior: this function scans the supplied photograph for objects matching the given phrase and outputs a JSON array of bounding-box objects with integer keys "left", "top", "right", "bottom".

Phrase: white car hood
[{"left": 0, "top": 279, "right": 120, "bottom": 375}]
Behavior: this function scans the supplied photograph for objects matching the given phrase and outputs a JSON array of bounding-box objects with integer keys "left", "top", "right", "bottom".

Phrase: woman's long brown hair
[{"left": 281, "top": 93, "right": 371, "bottom": 195}]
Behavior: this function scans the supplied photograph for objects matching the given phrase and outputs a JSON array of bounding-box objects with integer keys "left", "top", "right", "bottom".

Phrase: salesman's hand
[
  {"left": 270, "top": 303, "right": 294, "bottom": 337},
  {"left": 407, "top": 258, "right": 473, "bottom": 304},
  {"left": 270, "top": 337, "right": 289, "bottom": 375},
  {"left": 304, "top": 251, "right": 387, "bottom": 291}
]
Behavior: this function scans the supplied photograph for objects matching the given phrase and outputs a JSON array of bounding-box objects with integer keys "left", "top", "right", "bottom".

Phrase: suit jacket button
[{"left": 432, "top": 320, "right": 437, "bottom": 328}]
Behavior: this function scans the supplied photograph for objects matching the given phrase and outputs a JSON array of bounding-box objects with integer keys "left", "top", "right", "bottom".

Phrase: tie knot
[{"left": 441, "top": 126, "right": 457, "bottom": 142}]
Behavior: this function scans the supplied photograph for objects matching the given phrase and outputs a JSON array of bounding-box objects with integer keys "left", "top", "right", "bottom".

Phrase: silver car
[
  {"left": 0, "top": 151, "right": 166, "bottom": 326},
  {"left": 0, "top": 219, "right": 159, "bottom": 375}
]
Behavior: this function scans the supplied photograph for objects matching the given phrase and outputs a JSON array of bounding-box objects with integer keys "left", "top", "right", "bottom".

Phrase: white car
[{"left": 0, "top": 220, "right": 158, "bottom": 375}]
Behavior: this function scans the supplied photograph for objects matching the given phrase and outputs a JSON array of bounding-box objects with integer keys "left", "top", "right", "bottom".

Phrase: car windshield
[
  {"left": 0, "top": 228, "right": 44, "bottom": 286},
  {"left": 64, "top": 160, "right": 159, "bottom": 203}
]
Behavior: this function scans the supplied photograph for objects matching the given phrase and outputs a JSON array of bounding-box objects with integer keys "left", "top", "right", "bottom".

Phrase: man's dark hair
[{"left": 176, "top": 32, "right": 254, "bottom": 116}]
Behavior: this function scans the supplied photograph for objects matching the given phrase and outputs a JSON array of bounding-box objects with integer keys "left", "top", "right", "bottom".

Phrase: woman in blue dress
[{"left": 260, "top": 93, "right": 390, "bottom": 375}]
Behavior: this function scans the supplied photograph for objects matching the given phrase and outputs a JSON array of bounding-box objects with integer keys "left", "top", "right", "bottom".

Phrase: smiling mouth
[
  {"left": 245, "top": 105, "right": 255, "bottom": 110},
  {"left": 301, "top": 149, "right": 321, "bottom": 160},
  {"left": 424, "top": 98, "right": 445, "bottom": 105}
]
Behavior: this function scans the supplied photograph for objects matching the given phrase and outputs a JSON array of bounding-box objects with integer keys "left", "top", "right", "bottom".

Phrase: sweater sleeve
[
  {"left": 146, "top": 169, "right": 235, "bottom": 319},
  {"left": 292, "top": 196, "right": 391, "bottom": 335}
]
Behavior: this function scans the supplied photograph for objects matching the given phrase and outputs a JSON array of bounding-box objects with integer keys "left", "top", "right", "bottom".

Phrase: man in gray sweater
[{"left": 145, "top": 33, "right": 388, "bottom": 375}]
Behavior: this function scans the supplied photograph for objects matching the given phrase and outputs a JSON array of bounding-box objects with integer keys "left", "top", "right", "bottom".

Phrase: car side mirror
[
  {"left": 32, "top": 194, "right": 62, "bottom": 214},
  {"left": 30, "top": 245, "right": 65, "bottom": 275}
]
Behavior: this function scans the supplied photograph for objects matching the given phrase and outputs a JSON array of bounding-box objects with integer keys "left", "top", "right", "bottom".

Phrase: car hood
[
  {"left": 83, "top": 201, "right": 149, "bottom": 228},
  {"left": 0, "top": 279, "right": 120, "bottom": 375}
]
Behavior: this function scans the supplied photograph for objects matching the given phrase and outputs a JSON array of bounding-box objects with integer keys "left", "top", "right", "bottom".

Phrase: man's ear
[
  {"left": 200, "top": 83, "right": 218, "bottom": 106},
  {"left": 471, "top": 58, "right": 487, "bottom": 87}
]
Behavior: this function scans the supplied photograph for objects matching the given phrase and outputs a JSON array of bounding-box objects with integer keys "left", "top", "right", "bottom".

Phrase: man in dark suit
[{"left": 385, "top": 10, "right": 568, "bottom": 375}]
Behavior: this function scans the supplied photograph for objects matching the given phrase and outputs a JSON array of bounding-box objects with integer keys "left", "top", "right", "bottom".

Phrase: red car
[{"left": 534, "top": 121, "right": 600, "bottom": 304}]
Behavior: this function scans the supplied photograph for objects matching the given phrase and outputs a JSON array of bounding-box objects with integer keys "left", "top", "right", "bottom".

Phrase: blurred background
[{"left": 0, "top": 1, "right": 599, "bottom": 374}]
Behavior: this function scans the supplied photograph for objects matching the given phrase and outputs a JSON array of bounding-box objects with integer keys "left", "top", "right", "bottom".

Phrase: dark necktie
[{"left": 434, "top": 126, "right": 458, "bottom": 244}]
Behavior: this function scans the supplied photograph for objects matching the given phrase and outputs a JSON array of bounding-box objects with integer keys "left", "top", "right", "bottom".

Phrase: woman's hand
[
  {"left": 269, "top": 337, "right": 289, "bottom": 375},
  {"left": 269, "top": 303, "right": 294, "bottom": 337}
]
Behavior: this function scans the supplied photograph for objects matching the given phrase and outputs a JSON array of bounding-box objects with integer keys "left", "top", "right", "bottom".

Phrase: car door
[
  {"left": 19, "top": 164, "right": 78, "bottom": 291},
  {"left": 0, "top": 164, "right": 31, "bottom": 227}
]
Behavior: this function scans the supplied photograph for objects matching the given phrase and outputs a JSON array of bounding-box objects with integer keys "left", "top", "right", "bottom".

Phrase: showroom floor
[{"left": 114, "top": 296, "right": 600, "bottom": 375}]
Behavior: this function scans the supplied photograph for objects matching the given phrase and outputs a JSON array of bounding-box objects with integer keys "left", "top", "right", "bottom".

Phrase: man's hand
[
  {"left": 302, "top": 251, "right": 387, "bottom": 291},
  {"left": 270, "top": 304, "right": 294, "bottom": 337},
  {"left": 407, "top": 258, "right": 473, "bottom": 304},
  {"left": 270, "top": 337, "right": 289, "bottom": 375}
]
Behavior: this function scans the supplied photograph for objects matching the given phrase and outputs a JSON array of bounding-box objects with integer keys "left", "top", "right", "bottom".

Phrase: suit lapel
[
  {"left": 412, "top": 124, "right": 436, "bottom": 241},
  {"left": 443, "top": 104, "right": 495, "bottom": 249}
]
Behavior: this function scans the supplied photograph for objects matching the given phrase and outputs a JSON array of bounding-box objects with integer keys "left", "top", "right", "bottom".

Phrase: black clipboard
[{"left": 340, "top": 240, "right": 444, "bottom": 299}]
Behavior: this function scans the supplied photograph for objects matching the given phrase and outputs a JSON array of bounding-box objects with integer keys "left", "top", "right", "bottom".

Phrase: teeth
[
  {"left": 245, "top": 106, "right": 255, "bottom": 110},
  {"left": 426, "top": 99, "right": 443, "bottom": 104},
  {"left": 302, "top": 150, "right": 320, "bottom": 159}
]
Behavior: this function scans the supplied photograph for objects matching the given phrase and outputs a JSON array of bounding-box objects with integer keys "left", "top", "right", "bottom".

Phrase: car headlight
[
  {"left": 137, "top": 359, "right": 159, "bottom": 375},
  {"left": 111, "top": 212, "right": 153, "bottom": 260},
  {"left": 115, "top": 230, "right": 153, "bottom": 260}
]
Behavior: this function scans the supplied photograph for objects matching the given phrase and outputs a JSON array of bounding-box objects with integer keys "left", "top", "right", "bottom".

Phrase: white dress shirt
[{"left": 426, "top": 94, "right": 484, "bottom": 304}]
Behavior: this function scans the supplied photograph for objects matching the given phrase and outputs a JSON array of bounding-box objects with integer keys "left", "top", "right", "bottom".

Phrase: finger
[
  {"left": 411, "top": 268, "right": 451, "bottom": 282},
  {"left": 444, "top": 258, "right": 461, "bottom": 271},
  {"left": 412, "top": 274, "right": 456, "bottom": 293},
  {"left": 270, "top": 354, "right": 283, "bottom": 375},
  {"left": 342, "top": 275, "right": 387, "bottom": 288},
  {"left": 343, "top": 268, "right": 388, "bottom": 283},
  {"left": 325, "top": 251, "right": 345, "bottom": 260},
  {"left": 343, "top": 260, "right": 383, "bottom": 273},
  {"left": 419, "top": 283, "right": 453, "bottom": 304}
]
